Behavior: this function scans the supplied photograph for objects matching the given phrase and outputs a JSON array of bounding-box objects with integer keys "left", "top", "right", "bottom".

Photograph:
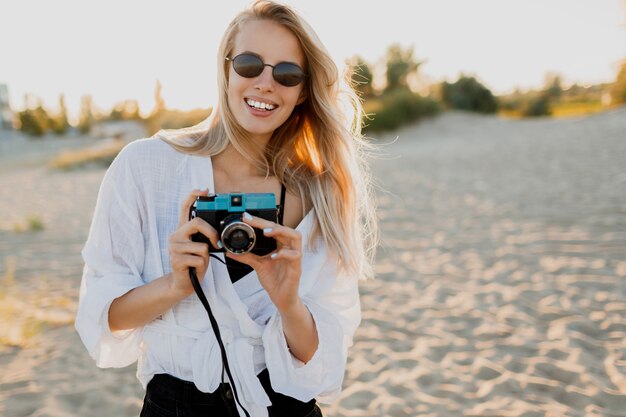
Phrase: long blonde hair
[{"left": 157, "top": 0, "right": 377, "bottom": 279}]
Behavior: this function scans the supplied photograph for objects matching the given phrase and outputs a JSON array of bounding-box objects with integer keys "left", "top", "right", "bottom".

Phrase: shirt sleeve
[
  {"left": 262, "top": 248, "right": 361, "bottom": 403},
  {"left": 74, "top": 147, "right": 147, "bottom": 368}
]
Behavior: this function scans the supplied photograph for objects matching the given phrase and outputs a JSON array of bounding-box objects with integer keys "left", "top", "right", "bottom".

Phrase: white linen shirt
[{"left": 75, "top": 137, "right": 361, "bottom": 417}]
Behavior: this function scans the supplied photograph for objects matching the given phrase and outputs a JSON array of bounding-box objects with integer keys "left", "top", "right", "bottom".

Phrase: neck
[{"left": 212, "top": 143, "right": 264, "bottom": 179}]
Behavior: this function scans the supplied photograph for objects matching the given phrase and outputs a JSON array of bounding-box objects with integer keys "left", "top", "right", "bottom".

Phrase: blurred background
[
  {"left": 1, "top": 0, "right": 625, "bottom": 138},
  {"left": 1, "top": 1, "right": 626, "bottom": 417}
]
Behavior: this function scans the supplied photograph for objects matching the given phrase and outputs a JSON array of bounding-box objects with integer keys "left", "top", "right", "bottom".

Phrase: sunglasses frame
[{"left": 225, "top": 53, "right": 307, "bottom": 87}]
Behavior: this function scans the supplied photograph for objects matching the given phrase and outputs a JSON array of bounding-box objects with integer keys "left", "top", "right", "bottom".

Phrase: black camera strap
[{"left": 188, "top": 267, "right": 251, "bottom": 417}]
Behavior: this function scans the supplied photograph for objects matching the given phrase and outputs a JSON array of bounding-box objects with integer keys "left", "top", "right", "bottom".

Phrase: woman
[{"left": 75, "top": 1, "right": 377, "bottom": 416}]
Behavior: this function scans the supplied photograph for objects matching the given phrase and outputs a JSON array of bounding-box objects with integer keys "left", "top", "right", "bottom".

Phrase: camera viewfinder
[{"left": 231, "top": 195, "right": 243, "bottom": 207}]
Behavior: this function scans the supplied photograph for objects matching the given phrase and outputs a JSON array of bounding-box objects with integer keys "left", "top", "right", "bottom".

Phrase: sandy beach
[{"left": 1, "top": 108, "right": 625, "bottom": 416}]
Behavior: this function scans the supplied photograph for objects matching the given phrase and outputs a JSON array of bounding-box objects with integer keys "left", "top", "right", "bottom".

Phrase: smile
[{"left": 245, "top": 98, "right": 277, "bottom": 111}]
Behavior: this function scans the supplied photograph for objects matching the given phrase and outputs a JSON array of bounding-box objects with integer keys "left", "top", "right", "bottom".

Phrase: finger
[
  {"left": 241, "top": 212, "right": 277, "bottom": 230},
  {"left": 170, "top": 241, "right": 210, "bottom": 256},
  {"left": 242, "top": 212, "right": 302, "bottom": 246},
  {"left": 261, "top": 224, "right": 302, "bottom": 248},
  {"left": 269, "top": 248, "right": 301, "bottom": 261},
  {"left": 225, "top": 251, "right": 261, "bottom": 269},
  {"left": 172, "top": 253, "right": 208, "bottom": 270},
  {"left": 173, "top": 217, "right": 220, "bottom": 248},
  {"left": 178, "top": 188, "right": 209, "bottom": 227}
]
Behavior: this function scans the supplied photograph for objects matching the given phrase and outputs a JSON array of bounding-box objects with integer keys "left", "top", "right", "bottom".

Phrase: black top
[{"left": 226, "top": 184, "right": 286, "bottom": 283}]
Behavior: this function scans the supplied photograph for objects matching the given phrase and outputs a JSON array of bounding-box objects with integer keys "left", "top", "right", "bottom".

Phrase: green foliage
[
  {"left": 49, "top": 95, "right": 70, "bottom": 135},
  {"left": 12, "top": 213, "right": 45, "bottom": 232},
  {"left": 384, "top": 44, "right": 421, "bottom": 92},
  {"left": 151, "top": 80, "right": 166, "bottom": 118},
  {"left": 611, "top": 60, "right": 626, "bottom": 105},
  {"left": 107, "top": 99, "right": 142, "bottom": 121},
  {"left": 78, "top": 95, "right": 94, "bottom": 134},
  {"left": 363, "top": 89, "right": 440, "bottom": 133},
  {"left": 441, "top": 76, "right": 498, "bottom": 113},
  {"left": 544, "top": 72, "right": 563, "bottom": 100},
  {"left": 145, "top": 108, "right": 213, "bottom": 136},
  {"left": 17, "top": 94, "right": 70, "bottom": 136},
  {"left": 18, "top": 106, "right": 49, "bottom": 136},
  {"left": 50, "top": 139, "right": 126, "bottom": 170},
  {"left": 521, "top": 93, "right": 552, "bottom": 117},
  {"left": 497, "top": 82, "right": 608, "bottom": 118},
  {"left": 26, "top": 214, "right": 45, "bottom": 231}
]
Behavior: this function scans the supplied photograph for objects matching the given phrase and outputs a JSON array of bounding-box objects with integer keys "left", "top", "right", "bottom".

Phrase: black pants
[{"left": 139, "top": 369, "right": 323, "bottom": 417}]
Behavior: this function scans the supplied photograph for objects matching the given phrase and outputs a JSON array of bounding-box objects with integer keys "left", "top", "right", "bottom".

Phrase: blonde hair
[{"left": 157, "top": 0, "right": 377, "bottom": 279}]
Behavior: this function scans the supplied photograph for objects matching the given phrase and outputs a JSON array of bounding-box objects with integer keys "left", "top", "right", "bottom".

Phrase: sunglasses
[{"left": 226, "top": 53, "right": 306, "bottom": 87}]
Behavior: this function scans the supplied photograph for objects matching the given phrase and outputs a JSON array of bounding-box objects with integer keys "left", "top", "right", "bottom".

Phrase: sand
[{"left": 1, "top": 109, "right": 625, "bottom": 416}]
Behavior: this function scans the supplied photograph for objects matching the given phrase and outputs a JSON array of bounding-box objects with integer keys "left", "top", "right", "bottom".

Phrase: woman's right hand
[{"left": 168, "top": 188, "right": 220, "bottom": 297}]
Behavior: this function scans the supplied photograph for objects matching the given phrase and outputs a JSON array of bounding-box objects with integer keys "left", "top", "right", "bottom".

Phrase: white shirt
[{"left": 74, "top": 138, "right": 361, "bottom": 417}]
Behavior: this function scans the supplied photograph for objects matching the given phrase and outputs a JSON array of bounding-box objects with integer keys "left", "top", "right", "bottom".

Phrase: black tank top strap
[{"left": 278, "top": 184, "right": 286, "bottom": 226}]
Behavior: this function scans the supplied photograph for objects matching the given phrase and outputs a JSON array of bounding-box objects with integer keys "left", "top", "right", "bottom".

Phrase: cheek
[
  {"left": 227, "top": 82, "right": 246, "bottom": 112},
  {"left": 227, "top": 71, "right": 245, "bottom": 98},
  {"left": 283, "top": 87, "right": 304, "bottom": 108}
]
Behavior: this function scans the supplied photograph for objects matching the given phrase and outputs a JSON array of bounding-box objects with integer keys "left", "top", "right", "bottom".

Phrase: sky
[{"left": 1, "top": 0, "right": 625, "bottom": 121}]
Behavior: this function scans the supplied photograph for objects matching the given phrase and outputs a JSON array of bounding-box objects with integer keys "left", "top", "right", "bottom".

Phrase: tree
[
  {"left": 78, "top": 95, "right": 94, "bottom": 134},
  {"left": 348, "top": 55, "right": 374, "bottom": 97},
  {"left": 109, "top": 99, "right": 142, "bottom": 121},
  {"left": 384, "top": 44, "right": 421, "bottom": 92},
  {"left": 18, "top": 94, "right": 49, "bottom": 136},
  {"left": 50, "top": 94, "right": 69, "bottom": 134},
  {"left": 544, "top": 72, "right": 563, "bottom": 100},
  {"left": 440, "top": 76, "right": 498, "bottom": 113},
  {"left": 611, "top": 60, "right": 626, "bottom": 105},
  {"left": 151, "top": 80, "right": 166, "bottom": 118},
  {"left": 522, "top": 93, "right": 552, "bottom": 117}
]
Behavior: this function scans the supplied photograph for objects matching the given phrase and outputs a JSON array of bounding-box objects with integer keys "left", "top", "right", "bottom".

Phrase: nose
[{"left": 253, "top": 65, "right": 275, "bottom": 92}]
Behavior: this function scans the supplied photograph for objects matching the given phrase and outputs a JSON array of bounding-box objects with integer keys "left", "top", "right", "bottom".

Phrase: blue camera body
[
  {"left": 194, "top": 193, "right": 277, "bottom": 212},
  {"left": 190, "top": 193, "right": 278, "bottom": 254}
]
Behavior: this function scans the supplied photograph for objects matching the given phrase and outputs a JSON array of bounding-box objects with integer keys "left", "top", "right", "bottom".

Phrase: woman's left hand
[{"left": 225, "top": 212, "right": 303, "bottom": 313}]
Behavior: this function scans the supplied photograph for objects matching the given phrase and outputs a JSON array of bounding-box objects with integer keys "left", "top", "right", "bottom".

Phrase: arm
[
  {"left": 278, "top": 298, "right": 319, "bottom": 363},
  {"left": 108, "top": 272, "right": 184, "bottom": 331},
  {"left": 225, "top": 212, "right": 319, "bottom": 363},
  {"left": 262, "top": 250, "right": 361, "bottom": 402},
  {"left": 76, "top": 145, "right": 219, "bottom": 366},
  {"left": 227, "top": 212, "right": 362, "bottom": 401},
  {"left": 109, "top": 189, "right": 221, "bottom": 332}
]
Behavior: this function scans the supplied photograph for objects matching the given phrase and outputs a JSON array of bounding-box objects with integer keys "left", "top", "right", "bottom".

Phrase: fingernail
[
  {"left": 217, "top": 240, "right": 223, "bottom": 249},
  {"left": 271, "top": 253, "right": 277, "bottom": 259},
  {"left": 243, "top": 212, "right": 252, "bottom": 221},
  {"left": 263, "top": 227, "right": 272, "bottom": 234}
]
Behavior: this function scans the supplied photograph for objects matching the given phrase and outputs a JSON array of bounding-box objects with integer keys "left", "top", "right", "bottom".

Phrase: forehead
[{"left": 232, "top": 19, "right": 305, "bottom": 66}]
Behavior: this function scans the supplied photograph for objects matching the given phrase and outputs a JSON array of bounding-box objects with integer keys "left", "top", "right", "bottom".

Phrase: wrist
[
  {"left": 278, "top": 298, "right": 307, "bottom": 320},
  {"left": 166, "top": 272, "right": 193, "bottom": 300}
]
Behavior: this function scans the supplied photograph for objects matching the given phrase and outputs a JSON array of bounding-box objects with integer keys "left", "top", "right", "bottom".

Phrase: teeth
[{"left": 246, "top": 99, "right": 275, "bottom": 111}]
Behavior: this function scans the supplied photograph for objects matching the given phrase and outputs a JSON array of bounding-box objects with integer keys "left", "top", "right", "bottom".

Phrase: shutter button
[{"left": 225, "top": 386, "right": 234, "bottom": 400}]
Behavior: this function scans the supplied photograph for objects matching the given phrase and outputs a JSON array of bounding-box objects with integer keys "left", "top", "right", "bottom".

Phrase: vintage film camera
[{"left": 190, "top": 193, "right": 278, "bottom": 255}]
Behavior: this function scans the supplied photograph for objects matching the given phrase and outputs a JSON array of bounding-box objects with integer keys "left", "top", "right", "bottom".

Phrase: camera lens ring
[{"left": 221, "top": 221, "right": 256, "bottom": 254}]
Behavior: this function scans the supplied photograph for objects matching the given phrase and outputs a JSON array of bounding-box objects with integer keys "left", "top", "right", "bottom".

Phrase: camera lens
[
  {"left": 228, "top": 229, "right": 250, "bottom": 251},
  {"left": 222, "top": 221, "right": 255, "bottom": 254}
]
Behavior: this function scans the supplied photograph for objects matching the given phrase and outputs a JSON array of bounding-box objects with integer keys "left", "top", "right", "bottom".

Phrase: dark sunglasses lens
[
  {"left": 232, "top": 54, "right": 264, "bottom": 78},
  {"left": 274, "top": 63, "right": 305, "bottom": 87}
]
